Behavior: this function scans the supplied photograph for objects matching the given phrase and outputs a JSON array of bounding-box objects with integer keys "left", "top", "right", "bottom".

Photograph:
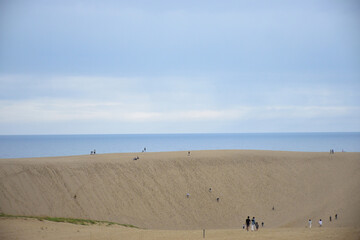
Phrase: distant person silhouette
[{"left": 245, "top": 216, "right": 250, "bottom": 231}]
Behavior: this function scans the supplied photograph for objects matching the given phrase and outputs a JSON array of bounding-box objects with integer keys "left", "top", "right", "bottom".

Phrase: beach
[
  {"left": 1, "top": 217, "right": 360, "bottom": 240},
  {"left": 0, "top": 150, "right": 359, "bottom": 239}
]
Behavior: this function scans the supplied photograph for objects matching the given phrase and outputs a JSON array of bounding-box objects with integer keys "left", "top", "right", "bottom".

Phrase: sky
[{"left": 0, "top": 0, "right": 359, "bottom": 134}]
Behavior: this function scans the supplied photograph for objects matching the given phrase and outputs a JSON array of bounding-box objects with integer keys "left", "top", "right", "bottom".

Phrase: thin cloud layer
[{"left": 0, "top": 0, "right": 359, "bottom": 134}]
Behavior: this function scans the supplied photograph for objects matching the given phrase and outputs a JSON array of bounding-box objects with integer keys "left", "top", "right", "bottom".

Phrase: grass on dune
[{"left": 0, "top": 213, "right": 138, "bottom": 228}]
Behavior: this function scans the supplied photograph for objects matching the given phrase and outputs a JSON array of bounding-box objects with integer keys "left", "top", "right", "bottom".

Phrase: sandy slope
[{"left": 0, "top": 150, "right": 359, "bottom": 231}]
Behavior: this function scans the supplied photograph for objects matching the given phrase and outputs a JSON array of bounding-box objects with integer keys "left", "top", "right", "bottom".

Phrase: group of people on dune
[
  {"left": 308, "top": 214, "right": 337, "bottom": 228},
  {"left": 244, "top": 213, "right": 338, "bottom": 231},
  {"left": 244, "top": 216, "right": 263, "bottom": 231}
]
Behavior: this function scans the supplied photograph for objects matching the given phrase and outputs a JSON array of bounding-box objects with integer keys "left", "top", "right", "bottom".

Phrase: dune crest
[{"left": 0, "top": 150, "right": 359, "bottom": 230}]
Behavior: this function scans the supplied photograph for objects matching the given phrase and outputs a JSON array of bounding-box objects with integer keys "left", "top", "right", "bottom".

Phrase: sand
[
  {"left": 0, "top": 150, "right": 359, "bottom": 239},
  {"left": 1, "top": 218, "right": 360, "bottom": 240}
]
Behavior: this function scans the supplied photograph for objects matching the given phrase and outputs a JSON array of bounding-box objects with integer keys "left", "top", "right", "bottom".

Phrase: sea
[{"left": 0, "top": 132, "right": 359, "bottom": 159}]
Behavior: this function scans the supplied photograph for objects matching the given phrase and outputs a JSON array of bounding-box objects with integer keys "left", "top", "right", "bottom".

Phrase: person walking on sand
[
  {"left": 330, "top": 216, "right": 332, "bottom": 222},
  {"left": 245, "top": 216, "right": 250, "bottom": 231},
  {"left": 308, "top": 219, "right": 312, "bottom": 228},
  {"left": 251, "top": 217, "right": 256, "bottom": 231},
  {"left": 319, "top": 219, "right": 322, "bottom": 227}
]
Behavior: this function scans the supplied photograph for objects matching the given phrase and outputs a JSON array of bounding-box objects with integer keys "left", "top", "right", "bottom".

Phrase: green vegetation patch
[{"left": 0, "top": 213, "right": 138, "bottom": 228}]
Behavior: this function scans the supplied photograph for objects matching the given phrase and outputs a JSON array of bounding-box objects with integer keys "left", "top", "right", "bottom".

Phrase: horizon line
[{"left": 0, "top": 131, "right": 359, "bottom": 136}]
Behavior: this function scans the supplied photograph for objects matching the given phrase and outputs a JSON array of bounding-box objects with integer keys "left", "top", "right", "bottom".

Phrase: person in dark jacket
[{"left": 245, "top": 216, "right": 250, "bottom": 231}]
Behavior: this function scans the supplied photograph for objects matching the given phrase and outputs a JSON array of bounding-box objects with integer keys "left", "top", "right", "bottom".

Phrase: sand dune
[{"left": 0, "top": 150, "right": 359, "bottom": 231}]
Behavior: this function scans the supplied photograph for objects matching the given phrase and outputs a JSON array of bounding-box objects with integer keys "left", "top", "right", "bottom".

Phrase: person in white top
[
  {"left": 251, "top": 217, "right": 256, "bottom": 231},
  {"left": 308, "top": 219, "right": 312, "bottom": 228},
  {"left": 319, "top": 219, "right": 322, "bottom": 227}
]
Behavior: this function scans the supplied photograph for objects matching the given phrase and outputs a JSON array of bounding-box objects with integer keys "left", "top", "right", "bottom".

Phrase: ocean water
[{"left": 0, "top": 132, "right": 359, "bottom": 159}]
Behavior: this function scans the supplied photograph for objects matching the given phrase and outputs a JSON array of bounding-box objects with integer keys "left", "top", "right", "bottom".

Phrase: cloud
[
  {"left": 1, "top": 97, "right": 357, "bottom": 125},
  {"left": 0, "top": 99, "right": 240, "bottom": 122},
  {"left": 262, "top": 106, "right": 358, "bottom": 119},
  {"left": 0, "top": 73, "right": 359, "bottom": 133}
]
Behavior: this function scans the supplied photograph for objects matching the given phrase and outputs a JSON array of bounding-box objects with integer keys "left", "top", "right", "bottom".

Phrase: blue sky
[{"left": 0, "top": 0, "right": 359, "bottom": 134}]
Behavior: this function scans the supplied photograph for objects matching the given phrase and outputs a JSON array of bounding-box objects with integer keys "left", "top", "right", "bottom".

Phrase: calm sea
[{"left": 0, "top": 133, "right": 359, "bottom": 159}]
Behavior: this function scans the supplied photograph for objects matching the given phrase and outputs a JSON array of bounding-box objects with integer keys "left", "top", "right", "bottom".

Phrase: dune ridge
[{"left": 0, "top": 150, "right": 359, "bottom": 230}]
